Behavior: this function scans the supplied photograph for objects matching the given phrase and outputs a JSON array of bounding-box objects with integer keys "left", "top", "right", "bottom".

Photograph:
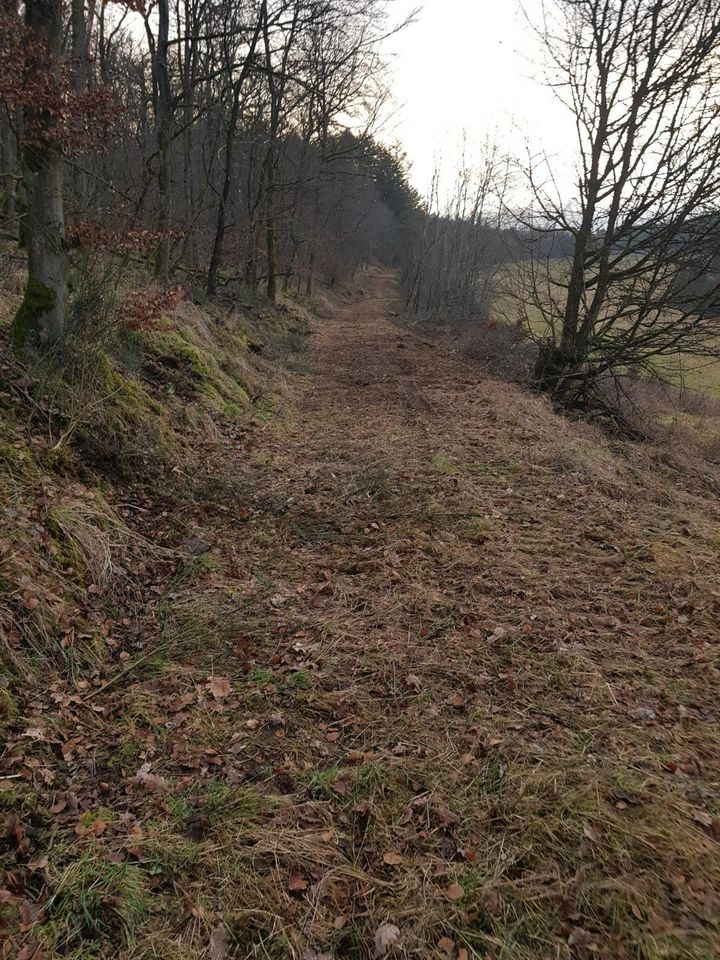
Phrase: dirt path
[
  {"left": 206, "top": 268, "right": 720, "bottom": 958},
  {"left": 12, "top": 268, "right": 718, "bottom": 960}
]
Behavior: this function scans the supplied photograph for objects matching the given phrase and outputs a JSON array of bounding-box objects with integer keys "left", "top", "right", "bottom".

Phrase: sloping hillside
[{"left": 2, "top": 269, "right": 720, "bottom": 960}]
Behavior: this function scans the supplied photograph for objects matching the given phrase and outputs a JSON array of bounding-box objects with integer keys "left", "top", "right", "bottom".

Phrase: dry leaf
[
  {"left": 332, "top": 776, "right": 351, "bottom": 796},
  {"left": 208, "top": 676, "right": 231, "bottom": 700},
  {"left": 288, "top": 875, "right": 308, "bottom": 892},
  {"left": 169, "top": 692, "right": 195, "bottom": 713},
  {"left": 583, "top": 824, "right": 601, "bottom": 844},
  {"left": 133, "top": 762, "right": 169, "bottom": 794},
  {"left": 373, "top": 923, "right": 401, "bottom": 958},
  {"left": 445, "top": 882, "right": 464, "bottom": 902},
  {"left": 438, "top": 937, "right": 455, "bottom": 955},
  {"left": 209, "top": 924, "right": 229, "bottom": 960},
  {"left": 382, "top": 851, "right": 403, "bottom": 866},
  {"left": 405, "top": 673, "right": 422, "bottom": 692}
]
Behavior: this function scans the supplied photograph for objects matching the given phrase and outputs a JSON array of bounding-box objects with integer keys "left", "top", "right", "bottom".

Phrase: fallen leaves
[
  {"left": 207, "top": 676, "right": 231, "bottom": 700},
  {"left": 692, "top": 809, "right": 720, "bottom": 839},
  {"left": 444, "top": 882, "right": 464, "bottom": 902},
  {"left": 133, "top": 763, "right": 169, "bottom": 794},
  {"left": 209, "top": 924, "right": 229, "bottom": 960},
  {"left": 5, "top": 813, "right": 30, "bottom": 852},
  {"left": 373, "top": 922, "right": 401, "bottom": 958},
  {"left": 404, "top": 673, "right": 422, "bottom": 693},
  {"left": 382, "top": 851, "right": 403, "bottom": 866}
]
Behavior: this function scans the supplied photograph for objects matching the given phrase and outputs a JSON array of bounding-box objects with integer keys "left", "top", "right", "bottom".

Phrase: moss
[
  {"left": 12, "top": 277, "right": 56, "bottom": 352},
  {"left": 0, "top": 687, "right": 17, "bottom": 729},
  {"left": 107, "top": 733, "right": 143, "bottom": 771},
  {"left": 0, "top": 443, "right": 21, "bottom": 467},
  {"left": 149, "top": 329, "right": 251, "bottom": 409},
  {"left": 0, "top": 901, "right": 21, "bottom": 935}
]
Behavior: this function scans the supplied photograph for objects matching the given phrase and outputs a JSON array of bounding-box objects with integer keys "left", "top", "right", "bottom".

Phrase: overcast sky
[{"left": 382, "top": 0, "right": 576, "bottom": 195}]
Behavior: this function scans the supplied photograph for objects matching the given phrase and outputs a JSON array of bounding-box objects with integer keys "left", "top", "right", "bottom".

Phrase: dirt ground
[{"left": 5, "top": 268, "right": 720, "bottom": 959}]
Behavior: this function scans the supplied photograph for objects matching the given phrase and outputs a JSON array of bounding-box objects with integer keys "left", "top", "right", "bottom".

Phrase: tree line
[
  {"left": 405, "top": 0, "right": 720, "bottom": 411},
  {"left": 0, "top": 0, "right": 420, "bottom": 350}
]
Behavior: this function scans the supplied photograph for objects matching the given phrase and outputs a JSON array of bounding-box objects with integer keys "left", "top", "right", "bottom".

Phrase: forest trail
[
  {"left": 7, "top": 268, "right": 720, "bottom": 960},
  {"left": 201, "top": 267, "right": 720, "bottom": 957}
]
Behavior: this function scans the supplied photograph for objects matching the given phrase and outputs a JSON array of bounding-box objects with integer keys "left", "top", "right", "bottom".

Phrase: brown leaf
[
  {"left": 445, "top": 883, "right": 464, "bottom": 902},
  {"left": 208, "top": 676, "right": 231, "bottom": 700},
  {"left": 169, "top": 692, "right": 195, "bottom": 713},
  {"left": 435, "top": 806, "right": 460, "bottom": 827},
  {"left": 404, "top": 673, "right": 422, "bottom": 692},
  {"left": 437, "top": 938, "right": 455, "bottom": 955},
  {"left": 333, "top": 913, "right": 348, "bottom": 930},
  {"left": 209, "top": 924, "right": 229, "bottom": 960},
  {"left": 5, "top": 814, "right": 30, "bottom": 852},
  {"left": 582, "top": 824, "right": 601, "bottom": 844},
  {"left": 133, "top": 762, "right": 170, "bottom": 794},
  {"left": 332, "top": 776, "right": 351, "bottom": 796},
  {"left": 373, "top": 923, "right": 401, "bottom": 958},
  {"left": 288, "top": 875, "right": 308, "bottom": 892},
  {"left": 382, "top": 851, "right": 403, "bottom": 866}
]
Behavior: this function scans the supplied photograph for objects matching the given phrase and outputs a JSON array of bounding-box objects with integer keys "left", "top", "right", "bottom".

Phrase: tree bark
[
  {"left": 70, "top": 0, "right": 89, "bottom": 220},
  {"left": 153, "top": 0, "right": 171, "bottom": 281},
  {"left": 0, "top": 108, "right": 16, "bottom": 223},
  {"left": 12, "top": 0, "right": 66, "bottom": 352}
]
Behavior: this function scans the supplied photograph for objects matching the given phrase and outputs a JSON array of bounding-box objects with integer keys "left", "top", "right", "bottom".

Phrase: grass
[
  {"left": 42, "top": 855, "right": 151, "bottom": 952},
  {"left": 2, "top": 267, "right": 720, "bottom": 959},
  {"left": 491, "top": 258, "right": 720, "bottom": 402}
]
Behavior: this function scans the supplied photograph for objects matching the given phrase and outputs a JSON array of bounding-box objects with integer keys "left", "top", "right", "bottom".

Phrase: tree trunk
[
  {"left": 12, "top": 0, "right": 66, "bottom": 352},
  {"left": 0, "top": 108, "right": 16, "bottom": 223},
  {"left": 207, "top": 91, "right": 241, "bottom": 299},
  {"left": 265, "top": 145, "right": 277, "bottom": 304},
  {"left": 70, "top": 0, "right": 88, "bottom": 220},
  {"left": 154, "top": 0, "right": 171, "bottom": 281},
  {"left": 207, "top": 5, "right": 263, "bottom": 297}
]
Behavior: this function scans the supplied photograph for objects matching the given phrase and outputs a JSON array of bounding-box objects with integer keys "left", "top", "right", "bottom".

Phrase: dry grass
[{"left": 2, "top": 270, "right": 720, "bottom": 959}]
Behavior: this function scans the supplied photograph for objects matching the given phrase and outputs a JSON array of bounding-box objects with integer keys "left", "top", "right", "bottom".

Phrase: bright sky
[{"left": 383, "top": 0, "right": 576, "bottom": 195}]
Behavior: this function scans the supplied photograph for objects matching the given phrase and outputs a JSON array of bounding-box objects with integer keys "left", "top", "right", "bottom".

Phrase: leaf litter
[{"left": 2, "top": 270, "right": 720, "bottom": 958}]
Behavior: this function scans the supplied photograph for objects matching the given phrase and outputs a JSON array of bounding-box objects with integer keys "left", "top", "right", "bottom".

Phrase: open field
[{"left": 488, "top": 260, "right": 720, "bottom": 403}]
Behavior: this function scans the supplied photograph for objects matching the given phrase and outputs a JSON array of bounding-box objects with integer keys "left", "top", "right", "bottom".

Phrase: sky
[{"left": 381, "top": 0, "right": 576, "bottom": 196}]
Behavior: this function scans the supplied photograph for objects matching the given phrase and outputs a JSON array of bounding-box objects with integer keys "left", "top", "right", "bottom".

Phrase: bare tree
[
  {"left": 207, "top": 0, "right": 265, "bottom": 298},
  {"left": 405, "top": 146, "right": 507, "bottom": 321},
  {"left": 522, "top": 0, "right": 720, "bottom": 405}
]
